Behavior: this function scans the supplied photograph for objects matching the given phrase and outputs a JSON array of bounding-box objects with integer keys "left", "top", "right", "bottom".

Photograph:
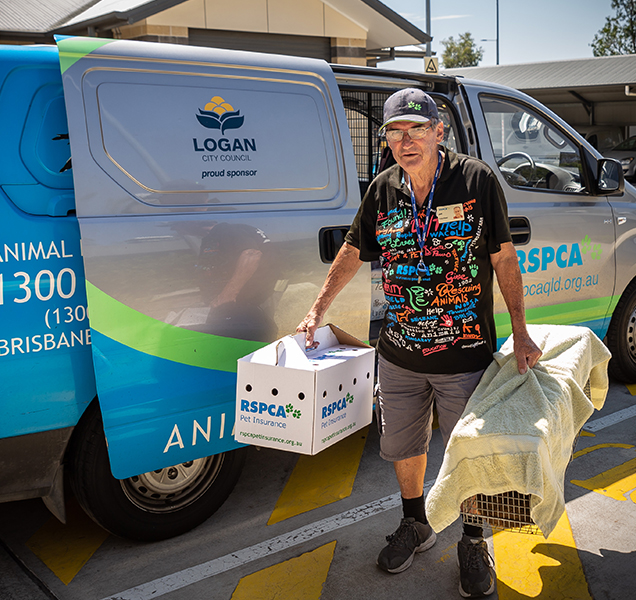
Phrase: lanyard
[{"left": 408, "top": 150, "right": 443, "bottom": 280}]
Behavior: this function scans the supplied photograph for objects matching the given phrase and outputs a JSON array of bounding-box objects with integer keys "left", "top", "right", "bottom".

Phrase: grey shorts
[{"left": 375, "top": 354, "right": 484, "bottom": 462}]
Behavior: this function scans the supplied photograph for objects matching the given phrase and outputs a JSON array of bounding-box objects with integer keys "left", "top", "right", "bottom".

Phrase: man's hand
[
  {"left": 296, "top": 312, "right": 323, "bottom": 350},
  {"left": 513, "top": 331, "right": 542, "bottom": 374}
]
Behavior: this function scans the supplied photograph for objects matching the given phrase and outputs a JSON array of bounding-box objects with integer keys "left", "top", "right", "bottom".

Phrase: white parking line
[
  {"left": 102, "top": 402, "right": 636, "bottom": 600},
  {"left": 583, "top": 404, "right": 636, "bottom": 432},
  {"left": 102, "top": 483, "right": 433, "bottom": 600}
]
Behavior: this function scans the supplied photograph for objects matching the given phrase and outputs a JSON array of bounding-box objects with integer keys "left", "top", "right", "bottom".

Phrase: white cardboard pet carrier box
[{"left": 235, "top": 324, "right": 375, "bottom": 454}]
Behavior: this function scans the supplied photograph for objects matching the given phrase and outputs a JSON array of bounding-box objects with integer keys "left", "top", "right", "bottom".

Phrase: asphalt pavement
[{"left": 0, "top": 379, "right": 635, "bottom": 600}]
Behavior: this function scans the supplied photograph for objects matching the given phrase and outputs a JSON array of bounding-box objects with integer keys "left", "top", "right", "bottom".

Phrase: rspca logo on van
[
  {"left": 196, "top": 96, "right": 245, "bottom": 134},
  {"left": 516, "top": 235, "right": 602, "bottom": 274}
]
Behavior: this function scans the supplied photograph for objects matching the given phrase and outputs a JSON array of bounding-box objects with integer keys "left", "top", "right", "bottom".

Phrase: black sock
[
  {"left": 463, "top": 523, "right": 483, "bottom": 538},
  {"left": 402, "top": 495, "right": 427, "bottom": 524}
]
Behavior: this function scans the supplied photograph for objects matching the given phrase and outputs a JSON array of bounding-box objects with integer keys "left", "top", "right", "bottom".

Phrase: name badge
[{"left": 437, "top": 203, "right": 464, "bottom": 223}]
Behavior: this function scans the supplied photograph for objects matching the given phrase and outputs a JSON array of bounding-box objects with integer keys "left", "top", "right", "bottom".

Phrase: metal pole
[
  {"left": 426, "top": 0, "right": 432, "bottom": 57},
  {"left": 496, "top": 0, "right": 500, "bottom": 65}
]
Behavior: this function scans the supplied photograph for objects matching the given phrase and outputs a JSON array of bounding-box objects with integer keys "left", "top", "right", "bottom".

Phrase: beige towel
[{"left": 425, "top": 324, "right": 611, "bottom": 537}]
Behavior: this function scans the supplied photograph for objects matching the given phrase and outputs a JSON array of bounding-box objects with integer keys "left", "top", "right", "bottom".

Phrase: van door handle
[
  {"left": 319, "top": 226, "right": 349, "bottom": 263},
  {"left": 509, "top": 216, "right": 531, "bottom": 246}
]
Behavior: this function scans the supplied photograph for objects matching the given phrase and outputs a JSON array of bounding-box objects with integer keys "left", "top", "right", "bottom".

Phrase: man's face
[{"left": 386, "top": 120, "right": 445, "bottom": 177}]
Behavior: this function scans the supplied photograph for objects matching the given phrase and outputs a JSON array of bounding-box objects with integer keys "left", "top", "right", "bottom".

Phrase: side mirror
[{"left": 597, "top": 158, "right": 624, "bottom": 195}]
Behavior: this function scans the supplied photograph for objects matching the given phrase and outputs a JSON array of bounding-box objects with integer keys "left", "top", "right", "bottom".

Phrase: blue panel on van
[
  {"left": 91, "top": 330, "right": 242, "bottom": 479},
  {"left": 0, "top": 45, "right": 74, "bottom": 216},
  {"left": 0, "top": 194, "right": 95, "bottom": 438}
]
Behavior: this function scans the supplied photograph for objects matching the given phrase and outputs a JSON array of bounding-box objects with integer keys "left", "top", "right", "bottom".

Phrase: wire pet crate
[
  {"left": 461, "top": 491, "right": 540, "bottom": 535},
  {"left": 459, "top": 380, "right": 591, "bottom": 535}
]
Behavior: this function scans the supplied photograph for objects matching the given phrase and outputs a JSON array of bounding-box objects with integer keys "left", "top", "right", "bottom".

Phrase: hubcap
[
  {"left": 627, "top": 306, "right": 636, "bottom": 363},
  {"left": 120, "top": 455, "right": 224, "bottom": 513}
]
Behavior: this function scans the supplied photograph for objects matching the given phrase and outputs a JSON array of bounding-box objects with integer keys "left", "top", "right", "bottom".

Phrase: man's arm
[
  {"left": 490, "top": 241, "right": 542, "bottom": 373},
  {"left": 296, "top": 242, "right": 364, "bottom": 348}
]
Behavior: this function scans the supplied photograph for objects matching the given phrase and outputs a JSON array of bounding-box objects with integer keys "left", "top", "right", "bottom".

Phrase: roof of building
[
  {"left": 0, "top": 0, "right": 430, "bottom": 48},
  {"left": 443, "top": 54, "right": 636, "bottom": 90},
  {"left": 0, "top": 0, "right": 188, "bottom": 35},
  {"left": 443, "top": 54, "right": 636, "bottom": 119},
  {"left": 0, "top": 0, "right": 95, "bottom": 34},
  {"left": 443, "top": 54, "right": 636, "bottom": 129}
]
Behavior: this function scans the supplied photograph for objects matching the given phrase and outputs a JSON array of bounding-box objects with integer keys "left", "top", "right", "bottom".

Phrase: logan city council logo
[{"left": 196, "top": 96, "right": 244, "bottom": 134}]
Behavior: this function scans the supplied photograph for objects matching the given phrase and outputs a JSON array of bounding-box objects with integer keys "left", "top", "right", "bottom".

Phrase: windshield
[{"left": 612, "top": 136, "right": 636, "bottom": 151}]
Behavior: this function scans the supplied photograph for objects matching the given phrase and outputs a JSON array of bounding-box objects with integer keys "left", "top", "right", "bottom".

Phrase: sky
[{"left": 379, "top": 0, "right": 615, "bottom": 71}]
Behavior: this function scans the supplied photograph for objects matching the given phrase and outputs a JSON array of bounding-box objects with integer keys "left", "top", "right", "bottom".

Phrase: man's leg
[
  {"left": 394, "top": 454, "right": 427, "bottom": 523},
  {"left": 427, "top": 371, "right": 495, "bottom": 597},
  {"left": 375, "top": 357, "right": 437, "bottom": 573},
  {"left": 376, "top": 452, "right": 437, "bottom": 573},
  {"left": 394, "top": 454, "right": 427, "bottom": 497}
]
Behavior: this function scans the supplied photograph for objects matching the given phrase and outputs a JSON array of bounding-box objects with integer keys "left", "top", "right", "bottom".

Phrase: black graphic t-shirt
[{"left": 346, "top": 149, "right": 511, "bottom": 374}]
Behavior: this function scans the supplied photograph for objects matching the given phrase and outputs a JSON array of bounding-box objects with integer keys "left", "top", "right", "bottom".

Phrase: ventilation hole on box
[
  {"left": 367, "top": 372, "right": 370, "bottom": 379},
  {"left": 339, "top": 384, "right": 343, "bottom": 391},
  {"left": 298, "top": 392, "right": 305, "bottom": 400},
  {"left": 271, "top": 388, "right": 278, "bottom": 396},
  {"left": 245, "top": 384, "right": 252, "bottom": 392},
  {"left": 353, "top": 378, "right": 357, "bottom": 385},
  {"left": 323, "top": 390, "right": 327, "bottom": 398}
]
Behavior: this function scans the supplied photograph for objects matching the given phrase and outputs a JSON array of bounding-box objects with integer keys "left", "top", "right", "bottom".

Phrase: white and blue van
[{"left": 0, "top": 36, "right": 632, "bottom": 541}]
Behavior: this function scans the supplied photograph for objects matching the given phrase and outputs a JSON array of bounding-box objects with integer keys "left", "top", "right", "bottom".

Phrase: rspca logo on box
[
  {"left": 321, "top": 393, "right": 353, "bottom": 419},
  {"left": 240, "top": 400, "right": 302, "bottom": 419}
]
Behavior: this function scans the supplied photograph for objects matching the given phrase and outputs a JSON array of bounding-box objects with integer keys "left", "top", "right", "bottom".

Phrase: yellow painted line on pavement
[
  {"left": 268, "top": 427, "right": 368, "bottom": 526},
  {"left": 493, "top": 511, "right": 592, "bottom": 599},
  {"left": 571, "top": 456, "right": 636, "bottom": 502},
  {"left": 435, "top": 542, "right": 456, "bottom": 565},
  {"left": 579, "top": 430, "right": 595, "bottom": 437},
  {"left": 230, "top": 541, "right": 336, "bottom": 600},
  {"left": 26, "top": 499, "right": 109, "bottom": 585},
  {"left": 626, "top": 383, "right": 636, "bottom": 395},
  {"left": 572, "top": 442, "right": 634, "bottom": 459}
]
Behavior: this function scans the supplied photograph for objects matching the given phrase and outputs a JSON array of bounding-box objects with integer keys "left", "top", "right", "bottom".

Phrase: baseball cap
[{"left": 380, "top": 88, "right": 439, "bottom": 132}]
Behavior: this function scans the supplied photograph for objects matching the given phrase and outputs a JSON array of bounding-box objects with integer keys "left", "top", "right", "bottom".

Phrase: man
[{"left": 297, "top": 88, "right": 541, "bottom": 598}]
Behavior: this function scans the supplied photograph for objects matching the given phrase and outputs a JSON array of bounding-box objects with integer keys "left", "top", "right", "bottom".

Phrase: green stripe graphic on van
[
  {"left": 56, "top": 36, "right": 116, "bottom": 74},
  {"left": 494, "top": 295, "right": 618, "bottom": 339},
  {"left": 86, "top": 282, "right": 265, "bottom": 372}
]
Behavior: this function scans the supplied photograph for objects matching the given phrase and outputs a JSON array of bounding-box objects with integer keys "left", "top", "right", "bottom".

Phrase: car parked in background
[
  {"left": 576, "top": 125, "right": 624, "bottom": 154},
  {"left": 605, "top": 135, "right": 636, "bottom": 182}
]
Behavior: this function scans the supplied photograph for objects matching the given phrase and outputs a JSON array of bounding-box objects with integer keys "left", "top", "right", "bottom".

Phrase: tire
[
  {"left": 606, "top": 280, "right": 636, "bottom": 383},
  {"left": 67, "top": 400, "right": 247, "bottom": 541}
]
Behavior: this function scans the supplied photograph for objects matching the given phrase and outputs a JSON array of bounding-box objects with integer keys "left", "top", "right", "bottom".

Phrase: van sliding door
[{"left": 56, "top": 36, "right": 365, "bottom": 478}]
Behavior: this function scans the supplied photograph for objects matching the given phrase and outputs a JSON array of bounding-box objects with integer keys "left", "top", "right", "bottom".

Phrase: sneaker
[
  {"left": 457, "top": 534, "right": 496, "bottom": 597},
  {"left": 377, "top": 517, "right": 437, "bottom": 573}
]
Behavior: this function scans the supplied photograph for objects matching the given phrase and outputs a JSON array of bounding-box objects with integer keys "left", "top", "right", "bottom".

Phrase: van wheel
[
  {"left": 606, "top": 281, "right": 636, "bottom": 383},
  {"left": 67, "top": 401, "right": 247, "bottom": 541}
]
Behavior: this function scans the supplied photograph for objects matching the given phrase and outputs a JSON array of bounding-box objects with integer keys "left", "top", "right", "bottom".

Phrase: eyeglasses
[{"left": 384, "top": 124, "right": 433, "bottom": 143}]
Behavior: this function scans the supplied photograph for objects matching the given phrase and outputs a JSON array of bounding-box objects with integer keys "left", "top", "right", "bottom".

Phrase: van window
[
  {"left": 340, "top": 90, "right": 389, "bottom": 198},
  {"left": 81, "top": 70, "right": 344, "bottom": 208},
  {"left": 480, "top": 95, "right": 586, "bottom": 194},
  {"left": 340, "top": 89, "right": 460, "bottom": 198}
]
